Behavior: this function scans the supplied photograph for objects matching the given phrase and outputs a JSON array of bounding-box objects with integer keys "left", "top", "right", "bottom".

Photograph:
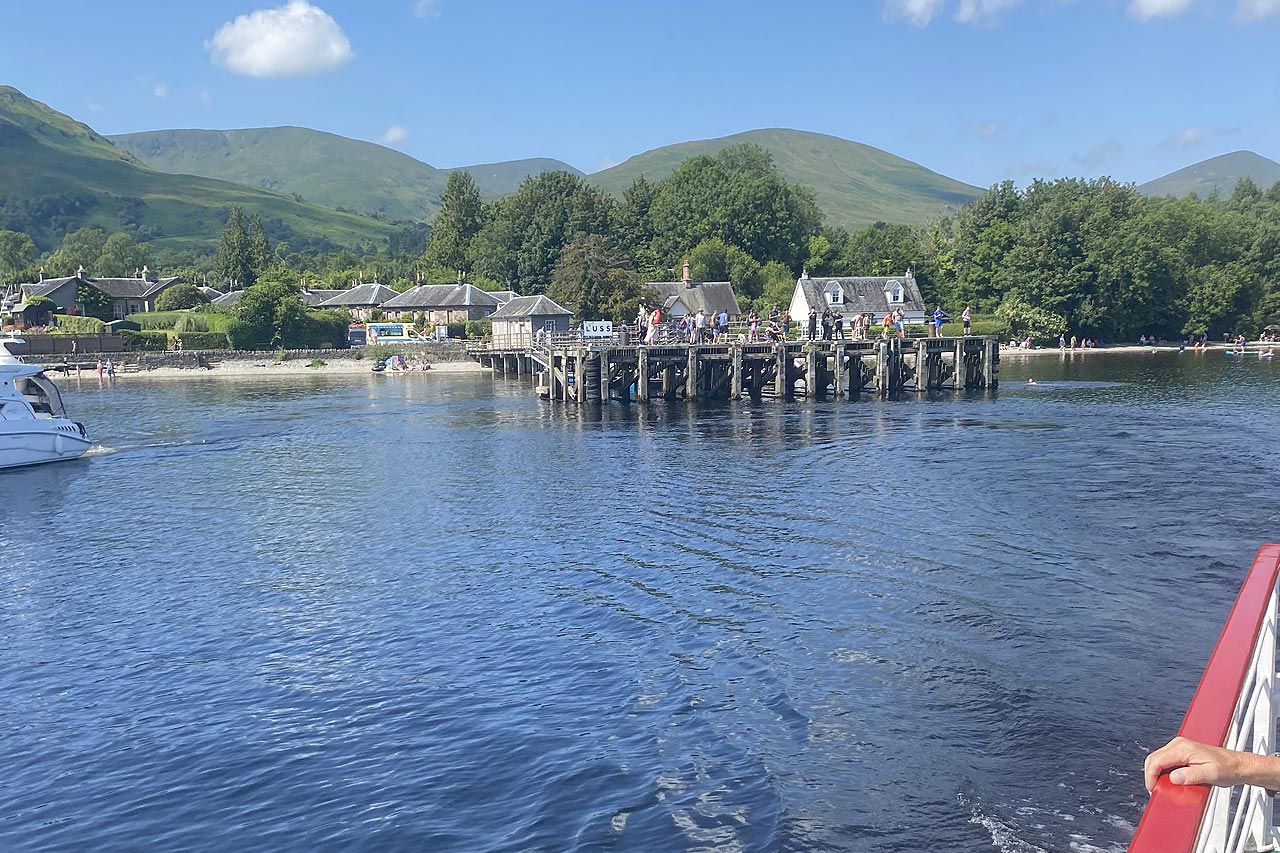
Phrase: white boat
[{"left": 0, "top": 338, "right": 91, "bottom": 470}]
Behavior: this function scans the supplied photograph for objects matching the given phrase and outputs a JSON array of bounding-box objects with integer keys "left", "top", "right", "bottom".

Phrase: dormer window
[
  {"left": 886, "top": 279, "right": 904, "bottom": 304},
  {"left": 828, "top": 284, "right": 843, "bottom": 304}
]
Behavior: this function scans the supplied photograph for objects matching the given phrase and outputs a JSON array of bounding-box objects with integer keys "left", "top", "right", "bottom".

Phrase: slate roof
[
  {"left": 794, "top": 275, "right": 926, "bottom": 316},
  {"left": 300, "top": 288, "right": 345, "bottom": 307},
  {"left": 489, "top": 290, "right": 519, "bottom": 305},
  {"left": 211, "top": 290, "right": 244, "bottom": 307},
  {"left": 19, "top": 274, "right": 180, "bottom": 300},
  {"left": 197, "top": 286, "right": 225, "bottom": 300},
  {"left": 489, "top": 295, "right": 572, "bottom": 320},
  {"left": 382, "top": 283, "right": 501, "bottom": 311},
  {"left": 643, "top": 281, "right": 741, "bottom": 319},
  {"left": 316, "top": 283, "right": 398, "bottom": 308}
]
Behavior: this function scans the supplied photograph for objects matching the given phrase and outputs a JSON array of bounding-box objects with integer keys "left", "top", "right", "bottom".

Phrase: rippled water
[{"left": 3, "top": 350, "right": 1279, "bottom": 852}]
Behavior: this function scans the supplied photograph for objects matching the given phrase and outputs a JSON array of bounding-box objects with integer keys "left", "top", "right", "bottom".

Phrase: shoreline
[
  {"left": 52, "top": 359, "right": 491, "bottom": 380},
  {"left": 998, "top": 343, "right": 1270, "bottom": 357}
]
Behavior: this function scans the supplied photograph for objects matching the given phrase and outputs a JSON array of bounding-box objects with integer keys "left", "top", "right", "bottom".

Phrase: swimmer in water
[{"left": 1027, "top": 378, "right": 1037, "bottom": 385}]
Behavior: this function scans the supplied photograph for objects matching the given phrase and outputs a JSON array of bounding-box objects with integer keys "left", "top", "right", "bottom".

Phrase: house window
[
  {"left": 114, "top": 304, "right": 127, "bottom": 320},
  {"left": 886, "top": 280, "right": 904, "bottom": 304},
  {"left": 828, "top": 285, "right": 842, "bottom": 304}
]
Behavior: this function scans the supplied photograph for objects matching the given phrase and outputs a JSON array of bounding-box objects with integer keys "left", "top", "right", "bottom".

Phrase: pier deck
[{"left": 469, "top": 335, "right": 999, "bottom": 402}]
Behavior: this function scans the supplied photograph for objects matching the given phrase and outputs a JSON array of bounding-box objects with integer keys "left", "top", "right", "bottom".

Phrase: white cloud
[
  {"left": 1070, "top": 139, "right": 1124, "bottom": 170},
  {"left": 153, "top": 83, "right": 168, "bottom": 98},
  {"left": 1128, "top": 0, "right": 1194, "bottom": 20},
  {"left": 206, "top": 0, "right": 353, "bottom": 78},
  {"left": 1235, "top": 0, "right": 1280, "bottom": 20},
  {"left": 87, "top": 103, "right": 104, "bottom": 113},
  {"left": 955, "top": 0, "right": 1020, "bottom": 23},
  {"left": 593, "top": 156, "right": 619, "bottom": 172},
  {"left": 379, "top": 125, "right": 410, "bottom": 145},
  {"left": 974, "top": 121, "right": 1001, "bottom": 139},
  {"left": 1160, "top": 127, "right": 1213, "bottom": 148},
  {"left": 884, "top": 0, "right": 946, "bottom": 26},
  {"left": 412, "top": 0, "right": 441, "bottom": 17}
]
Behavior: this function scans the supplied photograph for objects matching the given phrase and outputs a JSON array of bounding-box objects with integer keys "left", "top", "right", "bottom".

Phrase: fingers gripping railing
[{"left": 1132, "top": 545, "right": 1280, "bottom": 853}]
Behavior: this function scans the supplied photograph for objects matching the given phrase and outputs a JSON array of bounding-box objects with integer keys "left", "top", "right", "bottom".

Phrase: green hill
[
  {"left": 457, "top": 158, "right": 583, "bottom": 196},
  {"left": 111, "top": 126, "right": 454, "bottom": 221},
  {"left": 0, "top": 86, "right": 397, "bottom": 253},
  {"left": 1139, "top": 150, "right": 1280, "bottom": 198},
  {"left": 588, "top": 128, "right": 984, "bottom": 229},
  {"left": 112, "top": 126, "right": 582, "bottom": 219}
]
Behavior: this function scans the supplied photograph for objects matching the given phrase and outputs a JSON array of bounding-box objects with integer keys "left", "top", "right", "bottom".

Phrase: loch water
[{"left": 3, "top": 350, "right": 1279, "bottom": 852}]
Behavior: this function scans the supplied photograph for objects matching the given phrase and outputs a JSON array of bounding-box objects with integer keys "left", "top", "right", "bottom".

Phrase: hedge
[
  {"left": 51, "top": 314, "right": 107, "bottom": 334},
  {"left": 120, "top": 330, "right": 170, "bottom": 351},
  {"left": 128, "top": 311, "right": 235, "bottom": 333},
  {"left": 175, "top": 332, "right": 230, "bottom": 350}
]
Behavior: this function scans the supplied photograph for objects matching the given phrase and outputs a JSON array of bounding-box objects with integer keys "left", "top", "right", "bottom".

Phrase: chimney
[
  {"left": 682, "top": 260, "right": 692, "bottom": 288},
  {"left": 801, "top": 266, "right": 809, "bottom": 280},
  {"left": 76, "top": 265, "right": 85, "bottom": 278},
  {"left": 141, "top": 265, "right": 150, "bottom": 280},
  {"left": 38, "top": 267, "right": 44, "bottom": 282}
]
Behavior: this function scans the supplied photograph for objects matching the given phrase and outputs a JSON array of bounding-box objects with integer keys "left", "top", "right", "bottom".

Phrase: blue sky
[{"left": 2, "top": 0, "right": 1277, "bottom": 189}]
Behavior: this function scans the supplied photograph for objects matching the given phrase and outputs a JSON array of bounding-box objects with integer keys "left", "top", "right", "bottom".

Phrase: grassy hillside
[
  {"left": 589, "top": 128, "right": 984, "bottom": 229},
  {"left": 1139, "top": 150, "right": 1280, "bottom": 198},
  {"left": 455, "top": 158, "right": 583, "bottom": 196},
  {"left": 112, "top": 127, "right": 454, "bottom": 221},
  {"left": 0, "top": 87, "right": 397, "bottom": 252}
]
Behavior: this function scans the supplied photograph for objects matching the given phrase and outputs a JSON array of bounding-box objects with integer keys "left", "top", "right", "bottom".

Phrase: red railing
[{"left": 1130, "top": 543, "right": 1280, "bottom": 852}]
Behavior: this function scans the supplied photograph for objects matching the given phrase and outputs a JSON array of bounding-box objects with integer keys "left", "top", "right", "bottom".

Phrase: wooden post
[
  {"left": 686, "top": 348, "right": 699, "bottom": 400},
  {"left": 988, "top": 338, "right": 999, "bottom": 389},
  {"left": 599, "top": 350, "right": 610, "bottom": 402},
  {"left": 777, "top": 344, "right": 789, "bottom": 400},
  {"left": 914, "top": 342, "right": 927, "bottom": 393},
  {"left": 731, "top": 345, "right": 743, "bottom": 399},
  {"left": 637, "top": 347, "right": 649, "bottom": 401},
  {"left": 805, "top": 348, "right": 818, "bottom": 399},
  {"left": 662, "top": 361, "right": 676, "bottom": 398},
  {"left": 834, "top": 344, "right": 846, "bottom": 399},
  {"left": 876, "top": 341, "right": 888, "bottom": 398},
  {"left": 980, "top": 338, "right": 993, "bottom": 389}
]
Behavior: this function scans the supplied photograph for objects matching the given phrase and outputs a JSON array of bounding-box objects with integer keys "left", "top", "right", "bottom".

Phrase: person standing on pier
[
  {"left": 636, "top": 305, "right": 648, "bottom": 343},
  {"left": 834, "top": 311, "right": 845, "bottom": 340},
  {"left": 717, "top": 309, "right": 728, "bottom": 343},
  {"left": 695, "top": 309, "right": 706, "bottom": 344},
  {"left": 821, "top": 309, "right": 832, "bottom": 341},
  {"left": 962, "top": 305, "right": 971, "bottom": 336},
  {"left": 932, "top": 306, "right": 945, "bottom": 338},
  {"left": 807, "top": 308, "right": 818, "bottom": 341},
  {"left": 782, "top": 310, "right": 792, "bottom": 339}
]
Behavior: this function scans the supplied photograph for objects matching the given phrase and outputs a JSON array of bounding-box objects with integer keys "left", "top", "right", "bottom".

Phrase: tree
[
  {"left": 548, "top": 233, "right": 643, "bottom": 322},
  {"left": 46, "top": 227, "right": 106, "bottom": 276},
  {"left": 685, "top": 237, "right": 764, "bottom": 302},
  {"left": 648, "top": 144, "right": 822, "bottom": 269},
  {"left": 0, "top": 230, "right": 35, "bottom": 283},
  {"left": 215, "top": 207, "right": 255, "bottom": 289},
  {"left": 155, "top": 283, "right": 209, "bottom": 312},
  {"left": 471, "top": 172, "right": 614, "bottom": 294},
  {"left": 248, "top": 215, "right": 271, "bottom": 275},
  {"left": 423, "top": 171, "right": 483, "bottom": 273},
  {"left": 96, "top": 232, "right": 149, "bottom": 277}
]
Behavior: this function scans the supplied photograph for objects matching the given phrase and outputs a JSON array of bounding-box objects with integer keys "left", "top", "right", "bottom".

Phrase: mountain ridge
[
  {"left": 0, "top": 86, "right": 397, "bottom": 252},
  {"left": 1139, "top": 150, "right": 1280, "bottom": 198}
]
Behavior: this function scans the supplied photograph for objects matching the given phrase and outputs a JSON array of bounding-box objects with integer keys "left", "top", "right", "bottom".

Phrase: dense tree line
[{"left": 6, "top": 149, "right": 1280, "bottom": 340}]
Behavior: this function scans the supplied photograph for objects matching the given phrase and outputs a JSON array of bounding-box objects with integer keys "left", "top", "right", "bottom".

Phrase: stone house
[
  {"left": 16, "top": 267, "right": 183, "bottom": 321},
  {"left": 643, "top": 261, "right": 741, "bottom": 321},
  {"left": 788, "top": 270, "right": 927, "bottom": 328},
  {"left": 489, "top": 295, "right": 573, "bottom": 348},
  {"left": 381, "top": 283, "right": 501, "bottom": 324},
  {"left": 315, "top": 282, "right": 398, "bottom": 321}
]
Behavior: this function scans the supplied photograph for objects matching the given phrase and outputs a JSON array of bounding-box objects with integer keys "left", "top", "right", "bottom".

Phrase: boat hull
[{"left": 0, "top": 421, "right": 92, "bottom": 470}]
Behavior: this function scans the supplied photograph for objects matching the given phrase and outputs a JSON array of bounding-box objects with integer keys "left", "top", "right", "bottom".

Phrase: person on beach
[
  {"left": 1059, "top": 334, "right": 1066, "bottom": 350},
  {"left": 1145, "top": 736, "right": 1280, "bottom": 795},
  {"left": 106, "top": 358, "right": 115, "bottom": 379},
  {"left": 962, "top": 306, "right": 971, "bottom": 336},
  {"left": 96, "top": 359, "right": 104, "bottom": 379}
]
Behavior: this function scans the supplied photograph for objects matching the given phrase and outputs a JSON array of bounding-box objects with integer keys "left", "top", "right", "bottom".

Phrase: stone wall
[{"left": 100, "top": 343, "right": 471, "bottom": 370}]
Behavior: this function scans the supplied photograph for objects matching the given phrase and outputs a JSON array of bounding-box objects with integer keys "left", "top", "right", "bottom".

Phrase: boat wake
[{"left": 959, "top": 791, "right": 1129, "bottom": 853}]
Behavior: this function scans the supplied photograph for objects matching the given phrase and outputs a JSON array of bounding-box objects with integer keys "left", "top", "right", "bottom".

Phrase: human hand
[{"left": 1144, "top": 736, "right": 1258, "bottom": 793}]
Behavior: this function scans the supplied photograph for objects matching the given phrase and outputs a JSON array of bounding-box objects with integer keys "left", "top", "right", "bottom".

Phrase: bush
[
  {"left": 447, "top": 321, "right": 466, "bottom": 339},
  {"left": 465, "top": 319, "right": 492, "bottom": 339},
  {"left": 174, "top": 332, "right": 229, "bottom": 350},
  {"left": 129, "top": 311, "right": 234, "bottom": 333},
  {"left": 120, "top": 330, "right": 170, "bottom": 351},
  {"left": 51, "top": 314, "right": 106, "bottom": 334},
  {"left": 940, "top": 314, "right": 1008, "bottom": 338},
  {"left": 154, "top": 284, "right": 209, "bottom": 312},
  {"left": 309, "top": 358, "right": 327, "bottom": 369}
]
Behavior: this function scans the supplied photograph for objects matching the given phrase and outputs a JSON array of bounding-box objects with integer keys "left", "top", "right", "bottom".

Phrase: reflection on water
[{"left": 1, "top": 354, "right": 1278, "bottom": 852}]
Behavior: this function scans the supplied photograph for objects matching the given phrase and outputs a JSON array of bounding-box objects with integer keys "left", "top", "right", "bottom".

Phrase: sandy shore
[
  {"left": 997, "top": 343, "right": 1253, "bottom": 357},
  {"left": 57, "top": 359, "right": 490, "bottom": 380}
]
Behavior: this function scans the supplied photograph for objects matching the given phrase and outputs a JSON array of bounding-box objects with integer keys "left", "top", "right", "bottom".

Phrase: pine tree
[
  {"left": 214, "top": 207, "right": 254, "bottom": 289},
  {"left": 423, "top": 171, "right": 483, "bottom": 274},
  {"left": 249, "top": 214, "right": 271, "bottom": 279}
]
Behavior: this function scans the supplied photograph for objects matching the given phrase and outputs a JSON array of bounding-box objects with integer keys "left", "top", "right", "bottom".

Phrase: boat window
[
  {"left": 0, "top": 401, "right": 30, "bottom": 420},
  {"left": 17, "top": 375, "right": 66, "bottom": 418}
]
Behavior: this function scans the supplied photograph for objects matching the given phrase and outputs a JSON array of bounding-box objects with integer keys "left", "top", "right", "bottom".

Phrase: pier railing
[{"left": 1131, "top": 544, "right": 1280, "bottom": 853}]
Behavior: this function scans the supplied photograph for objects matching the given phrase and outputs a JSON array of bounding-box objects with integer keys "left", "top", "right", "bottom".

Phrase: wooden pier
[{"left": 471, "top": 335, "right": 999, "bottom": 402}]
